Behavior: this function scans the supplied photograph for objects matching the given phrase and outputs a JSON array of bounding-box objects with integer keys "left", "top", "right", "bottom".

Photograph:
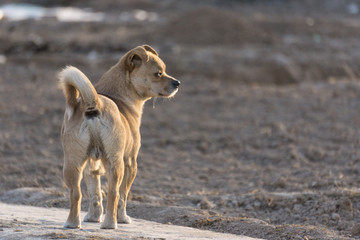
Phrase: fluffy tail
[{"left": 58, "top": 66, "right": 100, "bottom": 118}]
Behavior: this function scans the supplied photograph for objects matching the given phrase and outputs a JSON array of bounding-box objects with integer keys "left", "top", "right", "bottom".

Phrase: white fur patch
[{"left": 65, "top": 107, "right": 73, "bottom": 120}]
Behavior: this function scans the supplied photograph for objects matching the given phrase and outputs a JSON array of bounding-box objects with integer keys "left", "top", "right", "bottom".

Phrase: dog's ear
[
  {"left": 143, "top": 45, "right": 158, "bottom": 56},
  {"left": 122, "top": 46, "right": 148, "bottom": 72},
  {"left": 128, "top": 54, "right": 142, "bottom": 71}
]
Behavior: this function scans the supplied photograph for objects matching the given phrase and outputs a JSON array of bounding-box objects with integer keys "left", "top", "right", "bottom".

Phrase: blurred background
[{"left": 1, "top": 0, "right": 360, "bottom": 239}]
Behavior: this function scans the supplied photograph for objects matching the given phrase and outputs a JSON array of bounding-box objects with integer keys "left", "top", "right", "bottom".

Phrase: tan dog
[{"left": 58, "top": 45, "right": 180, "bottom": 229}]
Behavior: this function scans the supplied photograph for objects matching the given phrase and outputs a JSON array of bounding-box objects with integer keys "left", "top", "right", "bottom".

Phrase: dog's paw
[
  {"left": 84, "top": 212, "right": 102, "bottom": 222},
  {"left": 100, "top": 221, "right": 117, "bottom": 229},
  {"left": 117, "top": 214, "right": 131, "bottom": 224},
  {"left": 64, "top": 220, "right": 81, "bottom": 229}
]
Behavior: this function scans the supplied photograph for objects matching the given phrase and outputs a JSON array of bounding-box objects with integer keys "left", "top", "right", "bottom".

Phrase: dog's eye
[{"left": 155, "top": 71, "right": 162, "bottom": 78}]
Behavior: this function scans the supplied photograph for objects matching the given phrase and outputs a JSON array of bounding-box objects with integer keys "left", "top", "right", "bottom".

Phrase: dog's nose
[{"left": 172, "top": 80, "right": 180, "bottom": 89}]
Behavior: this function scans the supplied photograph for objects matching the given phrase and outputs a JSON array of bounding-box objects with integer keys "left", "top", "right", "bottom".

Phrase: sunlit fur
[{"left": 58, "top": 45, "right": 179, "bottom": 229}]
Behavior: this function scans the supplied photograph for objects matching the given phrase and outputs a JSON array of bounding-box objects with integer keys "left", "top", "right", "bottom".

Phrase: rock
[
  {"left": 199, "top": 198, "right": 216, "bottom": 210},
  {"left": 331, "top": 213, "right": 340, "bottom": 221}
]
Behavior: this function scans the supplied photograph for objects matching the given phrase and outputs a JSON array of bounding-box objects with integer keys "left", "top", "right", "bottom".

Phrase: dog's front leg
[
  {"left": 117, "top": 157, "right": 137, "bottom": 224},
  {"left": 101, "top": 161, "right": 124, "bottom": 229},
  {"left": 63, "top": 161, "right": 85, "bottom": 229}
]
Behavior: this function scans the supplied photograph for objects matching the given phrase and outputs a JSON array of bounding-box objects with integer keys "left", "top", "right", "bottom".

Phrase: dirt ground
[
  {"left": 0, "top": 203, "right": 255, "bottom": 240},
  {"left": 2, "top": 0, "right": 360, "bottom": 239}
]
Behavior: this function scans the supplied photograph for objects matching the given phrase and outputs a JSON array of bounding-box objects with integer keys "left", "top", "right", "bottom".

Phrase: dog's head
[{"left": 122, "top": 45, "right": 180, "bottom": 99}]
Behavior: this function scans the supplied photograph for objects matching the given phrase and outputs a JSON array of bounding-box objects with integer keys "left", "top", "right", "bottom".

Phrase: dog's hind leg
[
  {"left": 101, "top": 160, "right": 124, "bottom": 229},
  {"left": 117, "top": 157, "right": 137, "bottom": 224},
  {"left": 63, "top": 159, "right": 86, "bottom": 229},
  {"left": 83, "top": 164, "right": 103, "bottom": 223}
]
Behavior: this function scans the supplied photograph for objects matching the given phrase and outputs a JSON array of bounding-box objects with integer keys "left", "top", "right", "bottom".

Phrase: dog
[{"left": 58, "top": 45, "right": 180, "bottom": 229}]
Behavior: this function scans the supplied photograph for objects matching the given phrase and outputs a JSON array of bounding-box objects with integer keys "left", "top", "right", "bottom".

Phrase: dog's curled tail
[{"left": 58, "top": 66, "right": 100, "bottom": 118}]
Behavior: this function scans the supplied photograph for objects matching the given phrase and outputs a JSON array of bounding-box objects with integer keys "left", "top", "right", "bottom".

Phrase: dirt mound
[{"left": 155, "top": 7, "right": 271, "bottom": 46}]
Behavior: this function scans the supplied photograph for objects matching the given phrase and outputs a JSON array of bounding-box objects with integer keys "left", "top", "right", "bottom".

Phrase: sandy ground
[
  {"left": 2, "top": 0, "right": 360, "bottom": 239},
  {"left": 0, "top": 202, "right": 260, "bottom": 240}
]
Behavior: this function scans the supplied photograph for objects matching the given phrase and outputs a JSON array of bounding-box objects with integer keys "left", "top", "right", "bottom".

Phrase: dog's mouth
[{"left": 158, "top": 88, "right": 178, "bottom": 98}]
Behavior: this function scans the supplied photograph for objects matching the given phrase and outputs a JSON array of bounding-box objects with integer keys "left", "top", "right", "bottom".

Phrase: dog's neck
[{"left": 95, "top": 67, "right": 147, "bottom": 129}]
